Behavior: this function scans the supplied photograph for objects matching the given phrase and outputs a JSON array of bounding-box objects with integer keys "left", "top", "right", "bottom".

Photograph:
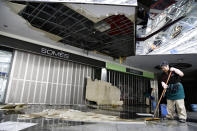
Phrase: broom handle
[{"left": 153, "top": 71, "right": 172, "bottom": 117}]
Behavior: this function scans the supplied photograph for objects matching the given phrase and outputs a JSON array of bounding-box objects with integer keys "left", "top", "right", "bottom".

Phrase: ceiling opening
[{"left": 15, "top": 2, "right": 135, "bottom": 58}]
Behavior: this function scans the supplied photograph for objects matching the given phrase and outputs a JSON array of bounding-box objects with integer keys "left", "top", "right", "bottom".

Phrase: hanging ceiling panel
[
  {"left": 16, "top": 2, "right": 136, "bottom": 58},
  {"left": 12, "top": 0, "right": 138, "bottom": 6}
]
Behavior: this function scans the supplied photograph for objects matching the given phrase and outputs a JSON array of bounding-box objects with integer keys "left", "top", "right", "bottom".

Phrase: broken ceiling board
[
  {"left": 0, "top": 121, "right": 37, "bottom": 131},
  {"left": 28, "top": 24, "right": 62, "bottom": 42},
  {"left": 65, "top": 3, "right": 135, "bottom": 23},
  {"left": 7, "top": 2, "right": 26, "bottom": 13},
  {"left": 0, "top": 104, "right": 27, "bottom": 111},
  {"left": 19, "top": 16, "right": 63, "bottom": 42},
  {"left": 18, "top": 109, "right": 143, "bottom": 123},
  {"left": 18, "top": 109, "right": 66, "bottom": 119},
  {"left": 16, "top": 2, "right": 135, "bottom": 57},
  {"left": 3, "top": 1, "right": 62, "bottom": 43},
  {"left": 86, "top": 78, "right": 123, "bottom": 105},
  {"left": 24, "top": 0, "right": 138, "bottom": 6}
]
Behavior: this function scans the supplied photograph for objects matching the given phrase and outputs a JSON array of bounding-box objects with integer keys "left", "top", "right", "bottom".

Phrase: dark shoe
[{"left": 178, "top": 119, "right": 186, "bottom": 123}]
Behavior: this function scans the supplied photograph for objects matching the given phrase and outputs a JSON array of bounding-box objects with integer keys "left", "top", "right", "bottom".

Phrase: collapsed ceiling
[{"left": 14, "top": 2, "right": 136, "bottom": 58}]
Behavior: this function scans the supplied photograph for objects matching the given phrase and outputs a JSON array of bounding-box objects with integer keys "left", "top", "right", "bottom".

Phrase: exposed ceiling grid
[{"left": 17, "top": 2, "right": 135, "bottom": 58}]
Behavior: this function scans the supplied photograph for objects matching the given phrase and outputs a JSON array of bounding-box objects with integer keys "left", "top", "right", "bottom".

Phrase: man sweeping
[{"left": 160, "top": 61, "right": 187, "bottom": 123}]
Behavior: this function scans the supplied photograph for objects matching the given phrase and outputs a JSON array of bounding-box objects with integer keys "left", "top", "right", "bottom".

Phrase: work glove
[
  {"left": 170, "top": 67, "right": 184, "bottom": 77},
  {"left": 161, "top": 81, "right": 168, "bottom": 89},
  {"left": 170, "top": 67, "right": 176, "bottom": 72}
]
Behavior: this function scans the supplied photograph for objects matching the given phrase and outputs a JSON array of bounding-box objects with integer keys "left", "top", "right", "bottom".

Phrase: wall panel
[
  {"left": 107, "top": 70, "right": 151, "bottom": 106},
  {"left": 6, "top": 50, "right": 94, "bottom": 105}
]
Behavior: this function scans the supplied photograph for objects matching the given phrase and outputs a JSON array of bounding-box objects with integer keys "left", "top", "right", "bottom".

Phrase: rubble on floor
[
  {"left": 0, "top": 104, "right": 27, "bottom": 110},
  {"left": 18, "top": 109, "right": 143, "bottom": 123}
]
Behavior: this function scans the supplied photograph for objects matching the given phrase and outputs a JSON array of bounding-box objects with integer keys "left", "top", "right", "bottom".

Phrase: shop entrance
[{"left": 0, "top": 48, "right": 12, "bottom": 103}]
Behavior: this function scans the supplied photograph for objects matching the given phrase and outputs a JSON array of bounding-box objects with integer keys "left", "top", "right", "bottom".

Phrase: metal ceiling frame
[{"left": 18, "top": 2, "right": 135, "bottom": 57}]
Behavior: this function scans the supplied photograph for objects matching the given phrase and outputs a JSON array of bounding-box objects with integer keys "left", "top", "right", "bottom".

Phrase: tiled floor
[{"left": 0, "top": 105, "right": 197, "bottom": 131}]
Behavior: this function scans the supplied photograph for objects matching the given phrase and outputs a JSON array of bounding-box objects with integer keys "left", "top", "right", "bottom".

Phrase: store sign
[
  {"left": 41, "top": 48, "right": 69, "bottom": 59},
  {"left": 0, "top": 35, "right": 105, "bottom": 68},
  {"left": 126, "top": 68, "right": 143, "bottom": 75}
]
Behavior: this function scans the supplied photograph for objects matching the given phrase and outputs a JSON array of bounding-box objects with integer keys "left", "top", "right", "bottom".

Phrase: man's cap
[{"left": 160, "top": 61, "right": 169, "bottom": 67}]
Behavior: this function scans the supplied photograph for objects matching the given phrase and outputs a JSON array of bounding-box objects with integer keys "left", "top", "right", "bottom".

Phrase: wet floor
[{"left": 0, "top": 104, "right": 197, "bottom": 131}]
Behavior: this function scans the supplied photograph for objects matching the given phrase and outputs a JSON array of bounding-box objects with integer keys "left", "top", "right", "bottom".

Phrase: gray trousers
[{"left": 166, "top": 99, "right": 187, "bottom": 120}]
